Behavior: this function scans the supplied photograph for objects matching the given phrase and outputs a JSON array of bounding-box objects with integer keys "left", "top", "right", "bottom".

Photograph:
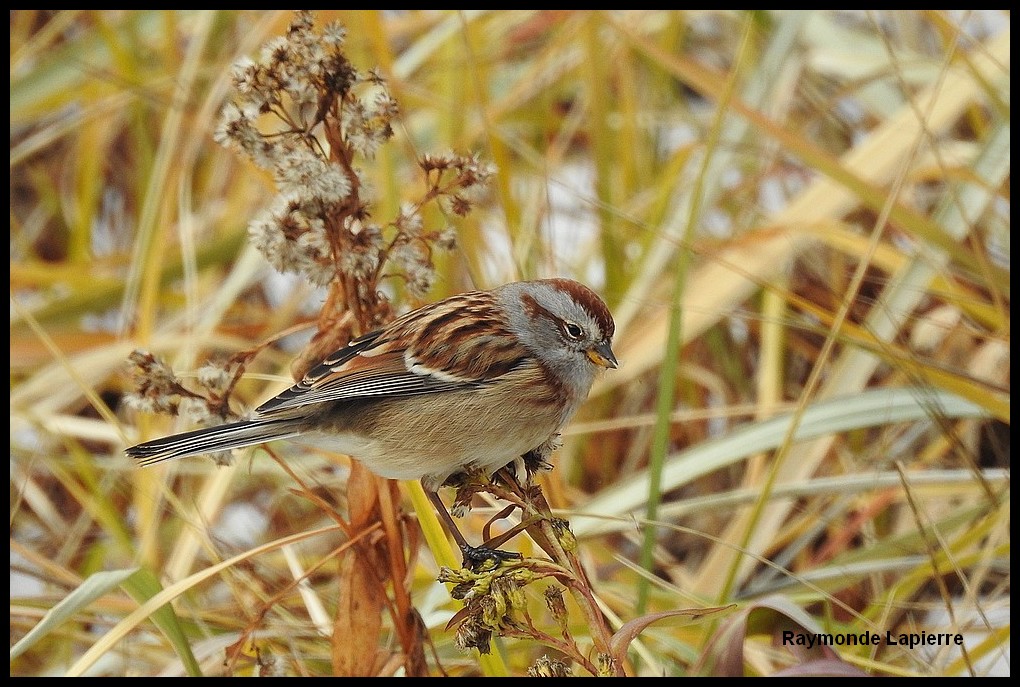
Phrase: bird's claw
[{"left": 460, "top": 544, "right": 522, "bottom": 568}]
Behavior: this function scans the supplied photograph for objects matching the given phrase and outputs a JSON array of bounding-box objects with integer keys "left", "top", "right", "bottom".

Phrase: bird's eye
[{"left": 563, "top": 322, "right": 584, "bottom": 340}]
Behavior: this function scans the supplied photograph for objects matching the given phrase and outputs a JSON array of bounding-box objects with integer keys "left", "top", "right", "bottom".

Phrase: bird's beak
[{"left": 586, "top": 341, "right": 618, "bottom": 369}]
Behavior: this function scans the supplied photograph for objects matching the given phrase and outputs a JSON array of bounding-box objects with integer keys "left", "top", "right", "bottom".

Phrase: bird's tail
[{"left": 126, "top": 419, "right": 303, "bottom": 467}]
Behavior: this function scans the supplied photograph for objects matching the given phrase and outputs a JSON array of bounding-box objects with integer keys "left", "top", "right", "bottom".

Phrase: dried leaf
[
  {"left": 608, "top": 605, "right": 735, "bottom": 664},
  {"left": 346, "top": 461, "right": 381, "bottom": 532},
  {"left": 332, "top": 552, "right": 383, "bottom": 676},
  {"left": 772, "top": 659, "right": 870, "bottom": 677},
  {"left": 700, "top": 595, "right": 863, "bottom": 677}
]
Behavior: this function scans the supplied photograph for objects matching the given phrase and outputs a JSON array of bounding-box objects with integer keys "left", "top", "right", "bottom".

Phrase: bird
[{"left": 126, "top": 278, "right": 617, "bottom": 564}]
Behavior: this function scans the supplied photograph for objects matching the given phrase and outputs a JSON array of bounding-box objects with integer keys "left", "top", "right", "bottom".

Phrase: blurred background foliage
[{"left": 10, "top": 10, "right": 1009, "bottom": 677}]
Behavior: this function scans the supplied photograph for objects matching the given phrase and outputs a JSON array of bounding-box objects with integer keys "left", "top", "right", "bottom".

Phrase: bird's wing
[
  {"left": 256, "top": 294, "right": 532, "bottom": 416},
  {"left": 254, "top": 328, "right": 519, "bottom": 415}
]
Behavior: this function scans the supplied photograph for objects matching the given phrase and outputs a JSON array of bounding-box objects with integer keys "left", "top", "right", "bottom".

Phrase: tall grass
[{"left": 11, "top": 10, "right": 1009, "bottom": 676}]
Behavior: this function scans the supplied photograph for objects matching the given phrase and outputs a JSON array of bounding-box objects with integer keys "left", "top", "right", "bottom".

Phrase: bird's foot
[{"left": 460, "top": 543, "right": 522, "bottom": 569}]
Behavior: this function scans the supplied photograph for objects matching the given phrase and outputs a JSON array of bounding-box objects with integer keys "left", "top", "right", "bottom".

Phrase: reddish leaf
[
  {"left": 346, "top": 462, "right": 381, "bottom": 532},
  {"left": 333, "top": 551, "right": 384, "bottom": 676},
  {"left": 609, "top": 605, "right": 735, "bottom": 664},
  {"left": 699, "top": 595, "right": 866, "bottom": 677},
  {"left": 772, "top": 659, "right": 870, "bottom": 677}
]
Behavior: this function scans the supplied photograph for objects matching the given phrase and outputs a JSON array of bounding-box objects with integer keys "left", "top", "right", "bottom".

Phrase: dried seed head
[{"left": 528, "top": 655, "right": 573, "bottom": 677}]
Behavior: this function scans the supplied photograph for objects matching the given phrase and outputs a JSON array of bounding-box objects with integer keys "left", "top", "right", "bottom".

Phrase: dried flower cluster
[
  {"left": 528, "top": 655, "right": 573, "bottom": 677},
  {"left": 437, "top": 551, "right": 621, "bottom": 675},
  {"left": 123, "top": 351, "right": 230, "bottom": 420},
  {"left": 439, "top": 562, "right": 535, "bottom": 654},
  {"left": 213, "top": 10, "right": 494, "bottom": 303},
  {"left": 123, "top": 351, "right": 245, "bottom": 463}
]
